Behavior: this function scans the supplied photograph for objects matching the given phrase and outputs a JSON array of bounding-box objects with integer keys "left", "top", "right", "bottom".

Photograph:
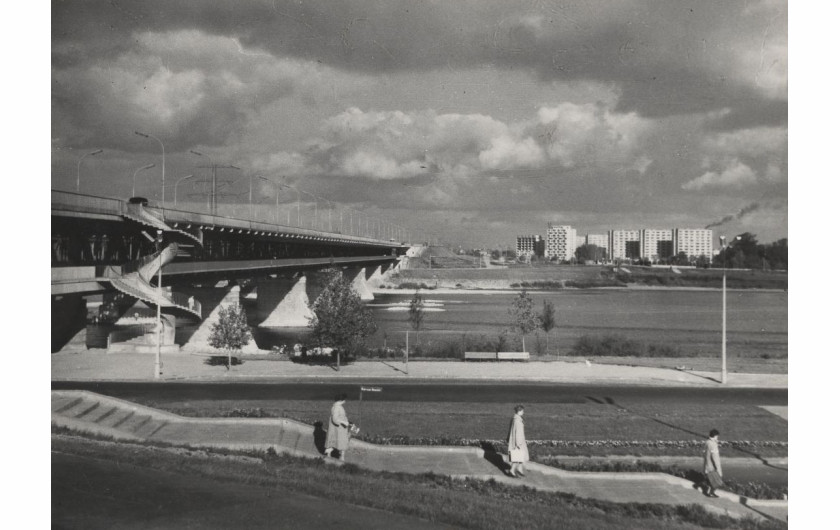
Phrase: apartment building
[
  {"left": 674, "top": 228, "right": 713, "bottom": 259},
  {"left": 642, "top": 229, "right": 674, "bottom": 261},
  {"left": 608, "top": 229, "right": 641, "bottom": 260},
  {"left": 515, "top": 234, "right": 545, "bottom": 258},
  {"left": 546, "top": 224, "right": 577, "bottom": 261},
  {"left": 586, "top": 234, "right": 609, "bottom": 251}
]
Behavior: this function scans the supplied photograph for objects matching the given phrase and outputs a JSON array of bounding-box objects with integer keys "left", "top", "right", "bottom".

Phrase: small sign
[{"left": 360, "top": 386, "right": 382, "bottom": 392}]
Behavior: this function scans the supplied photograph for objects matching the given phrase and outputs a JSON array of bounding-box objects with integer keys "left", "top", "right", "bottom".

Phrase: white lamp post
[
  {"left": 173, "top": 174, "right": 194, "bottom": 207},
  {"left": 76, "top": 149, "right": 103, "bottom": 192},
  {"left": 154, "top": 229, "right": 163, "bottom": 380},
  {"left": 719, "top": 235, "right": 742, "bottom": 384},
  {"left": 132, "top": 163, "right": 155, "bottom": 197},
  {"left": 135, "top": 131, "right": 165, "bottom": 206}
]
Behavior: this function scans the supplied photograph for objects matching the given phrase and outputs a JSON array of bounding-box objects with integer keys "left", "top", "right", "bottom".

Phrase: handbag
[
  {"left": 509, "top": 448, "right": 526, "bottom": 462},
  {"left": 706, "top": 470, "right": 725, "bottom": 489}
]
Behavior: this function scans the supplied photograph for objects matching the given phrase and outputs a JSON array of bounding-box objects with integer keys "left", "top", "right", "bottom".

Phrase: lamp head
[
  {"left": 90, "top": 149, "right": 103, "bottom": 155},
  {"left": 134, "top": 131, "right": 149, "bottom": 138}
]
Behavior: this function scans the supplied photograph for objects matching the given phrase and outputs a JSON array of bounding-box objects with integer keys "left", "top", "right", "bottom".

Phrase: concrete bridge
[{"left": 51, "top": 190, "right": 409, "bottom": 353}]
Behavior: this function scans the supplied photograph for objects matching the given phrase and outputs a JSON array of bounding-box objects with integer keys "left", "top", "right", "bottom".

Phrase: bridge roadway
[{"left": 51, "top": 190, "right": 408, "bottom": 296}]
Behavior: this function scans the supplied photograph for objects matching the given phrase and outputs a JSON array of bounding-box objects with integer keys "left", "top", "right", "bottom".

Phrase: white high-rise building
[
  {"left": 586, "top": 234, "right": 608, "bottom": 251},
  {"left": 546, "top": 224, "right": 577, "bottom": 261},
  {"left": 641, "top": 229, "right": 674, "bottom": 261},
  {"left": 674, "top": 228, "right": 713, "bottom": 260},
  {"left": 609, "top": 230, "right": 641, "bottom": 260}
]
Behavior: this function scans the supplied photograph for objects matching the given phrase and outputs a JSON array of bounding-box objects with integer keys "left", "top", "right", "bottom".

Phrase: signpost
[{"left": 358, "top": 386, "right": 383, "bottom": 429}]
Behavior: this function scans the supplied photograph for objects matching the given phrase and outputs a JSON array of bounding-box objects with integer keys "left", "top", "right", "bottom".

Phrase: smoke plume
[{"left": 705, "top": 202, "right": 761, "bottom": 229}]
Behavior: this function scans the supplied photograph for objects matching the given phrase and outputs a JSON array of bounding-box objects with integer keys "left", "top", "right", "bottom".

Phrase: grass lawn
[{"left": 53, "top": 433, "right": 784, "bottom": 530}]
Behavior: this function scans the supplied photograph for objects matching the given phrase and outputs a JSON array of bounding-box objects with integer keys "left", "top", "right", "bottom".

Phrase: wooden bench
[
  {"left": 463, "top": 352, "right": 530, "bottom": 361},
  {"left": 463, "top": 351, "right": 497, "bottom": 361},
  {"left": 496, "top": 351, "right": 530, "bottom": 361}
]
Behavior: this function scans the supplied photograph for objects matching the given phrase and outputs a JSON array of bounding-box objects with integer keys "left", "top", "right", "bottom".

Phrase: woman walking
[
  {"left": 704, "top": 429, "right": 724, "bottom": 497},
  {"left": 507, "top": 405, "right": 529, "bottom": 477},
  {"left": 324, "top": 394, "right": 353, "bottom": 461}
]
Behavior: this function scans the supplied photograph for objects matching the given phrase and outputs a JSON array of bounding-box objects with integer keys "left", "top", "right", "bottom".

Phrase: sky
[{"left": 51, "top": 0, "right": 787, "bottom": 248}]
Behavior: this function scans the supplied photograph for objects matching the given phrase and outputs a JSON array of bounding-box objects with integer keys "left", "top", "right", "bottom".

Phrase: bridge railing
[
  {"left": 52, "top": 189, "right": 408, "bottom": 247},
  {"left": 52, "top": 190, "right": 126, "bottom": 216}
]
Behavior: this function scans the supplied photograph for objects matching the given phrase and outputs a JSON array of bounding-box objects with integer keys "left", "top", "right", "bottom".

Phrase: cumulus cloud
[
  {"left": 682, "top": 159, "right": 759, "bottom": 190},
  {"left": 261, "top": 103, "right": 650, "bottom": 181}
]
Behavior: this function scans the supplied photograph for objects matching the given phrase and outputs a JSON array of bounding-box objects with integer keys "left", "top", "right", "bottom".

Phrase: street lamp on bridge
[
  {"left": 173, "top": 174, "right": 194, "bottom": 207},
  {"left": 132, "top": 163, "right": 155, "bottom": 198},
  {"left": 134, "top": 131, "right": 165, "bottom": 207},
  {"left": 76, "top": 149, "right": 103, "bottom": 193}
]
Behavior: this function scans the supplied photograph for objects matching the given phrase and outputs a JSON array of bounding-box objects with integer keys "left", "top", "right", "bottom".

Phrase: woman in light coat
[
  {"left": 703, "top": 428, "right": 723, "bottom": 497},
  {"left": 507, "top": 405, "right": 529, "bottom": 477},
  {"left": 325, "top": 394, "right": 352, "bottom": 461}
]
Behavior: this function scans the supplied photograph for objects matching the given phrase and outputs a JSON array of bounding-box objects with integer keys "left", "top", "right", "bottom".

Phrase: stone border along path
[{"left": 51, "top": 390, "right": 788, "bottom": 524}]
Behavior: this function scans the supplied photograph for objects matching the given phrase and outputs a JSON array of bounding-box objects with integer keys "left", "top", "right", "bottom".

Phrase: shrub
[
  {"left": 205, "top": 355, "right": 242, "bottom": 366},
  {"left": 571, "top": 334, "right": 682, "bottom": 357}
]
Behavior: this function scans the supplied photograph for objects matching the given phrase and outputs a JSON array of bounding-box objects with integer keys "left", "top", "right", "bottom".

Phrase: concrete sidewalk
[
  {"left": 52, "top": 390, "right": 787, "bottom": 524},
  {"left": 52, "top": 350, "right": 788, "bottom": 388}
]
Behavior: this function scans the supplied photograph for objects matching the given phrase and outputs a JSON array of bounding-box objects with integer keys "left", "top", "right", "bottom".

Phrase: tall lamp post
[
  {"left": 173, "top": 174, "right": 194, "bottom": 207},
  {"left": 135, "top": 131, "right": 165, "bottom": 206},
  {"left": 154, "top": 229, "right": 163, "bottom": 380},
  {"left": 76, "top": 149, "right": 103, "bottom": 192},
  {"left": 132, "top": 163, "right": 155, "bottom": 197},
  {"left": 719, "top": 235, "right": 742, "bottom": 384}
]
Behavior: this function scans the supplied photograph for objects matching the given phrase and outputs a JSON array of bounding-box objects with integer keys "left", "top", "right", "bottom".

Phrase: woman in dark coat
[
  {"left": 324, "top": 394, "right": 353, "bottom": 461},
  {"left": 507, "top": 405, "right": 529, "bottom": 477}
]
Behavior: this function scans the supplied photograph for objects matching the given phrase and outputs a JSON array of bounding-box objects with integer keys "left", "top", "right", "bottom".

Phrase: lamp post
[
  {"left": 132, "top": 163, "right": 155, "bottom": 197},
  {"left": 719, "top": 235, "right": 742, "bottom": 384},
  {"left": 135, "top": 131, "right": 165, "bottom": 206},
  {"left": 154, "top": 229, "right": 163, "bottom": 380},
  {"left": 173, "top": 174, "right": 194, "bottom": 207},
  {"left": 76, "top": 149, "right": 103, "bottom": 192},
  {"left": 190, "top": 149, "right": 214, "bottom": 212}
]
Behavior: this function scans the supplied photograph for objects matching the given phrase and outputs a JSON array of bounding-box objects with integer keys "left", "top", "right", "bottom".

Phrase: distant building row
[{"left": 516, "top": 225, "right": 713, "bottom": 262}]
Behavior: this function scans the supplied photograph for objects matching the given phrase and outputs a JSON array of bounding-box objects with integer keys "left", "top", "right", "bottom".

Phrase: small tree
[
  {"left": 508, "top": 289, "right": 540, "bottom": 352},
  {"left": 208, "top": 303, "right": 252, "bottom": 370},
  {"left": 408, "top": 289, "right": 424, "bottom": 331},
  {"left": 540, "top": 299, "right": 557, "bottom": 355},
  {"left": 308, "top": 267, "right": 377, "bottom": 368}
]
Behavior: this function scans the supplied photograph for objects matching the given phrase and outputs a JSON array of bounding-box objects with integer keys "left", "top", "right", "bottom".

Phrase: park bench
[
  {"left": 463, "top": 351, "right": 530, "bottom": 361},
  {"left": 463, "top": 351, "right": 497, "bottom": 361},
  {"left": 496, "top": 351, "right": 530, "bottom": 361}
]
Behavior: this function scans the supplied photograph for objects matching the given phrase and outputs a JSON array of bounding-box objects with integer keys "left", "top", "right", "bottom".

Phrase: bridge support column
[
  {"left": 181, "top": 285, "right": 260, "bottom": 353},
  {"left": 365, "top": 265, "right": 383, "bottom": 290},
  {"left": 256, "top": 276, "right": 315, "bottom": 327},
  {"left": 344, "top": 268, "right": 374, "bottom": 301}
]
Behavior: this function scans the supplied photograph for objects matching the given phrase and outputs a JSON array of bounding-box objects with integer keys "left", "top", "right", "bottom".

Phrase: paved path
[
  {"left": 52, "top": 350, "right": 788, "bottom": 388},
  {"left": 52, "top": 390, "right": 788, "bottom": 524}
]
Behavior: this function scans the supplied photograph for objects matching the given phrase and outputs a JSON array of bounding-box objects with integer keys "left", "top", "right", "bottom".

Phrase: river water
[{"left": 250, "top": 289, "right": 788, "bottom": 357}]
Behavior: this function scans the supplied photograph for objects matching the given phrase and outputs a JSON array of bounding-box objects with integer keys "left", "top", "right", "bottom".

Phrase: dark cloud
[{"left": 53, "top": 0, "right": 786, "bottom": 121}]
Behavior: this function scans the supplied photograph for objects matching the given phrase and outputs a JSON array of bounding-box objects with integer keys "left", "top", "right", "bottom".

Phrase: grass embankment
[{"left": 53, "top": 431, "right": 783, "bottom": 530}]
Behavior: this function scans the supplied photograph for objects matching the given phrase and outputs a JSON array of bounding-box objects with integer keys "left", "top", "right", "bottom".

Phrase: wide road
[{"left": 52, "top": 380, "right": 787, "bottom": 405}]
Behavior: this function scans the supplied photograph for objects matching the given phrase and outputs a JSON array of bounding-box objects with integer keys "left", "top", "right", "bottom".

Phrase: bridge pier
[
  {"left": 255, "top": 275, "right": 316, "bottom": 327},
  {"left": 365, "top": 265, "right": 384, "bottom": 290},
  {"left": 344, "top": 267, "right": 374, "bottom": 301},
  {"left": 181, "top": 285, "right": 260, "bottom": 353}
]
